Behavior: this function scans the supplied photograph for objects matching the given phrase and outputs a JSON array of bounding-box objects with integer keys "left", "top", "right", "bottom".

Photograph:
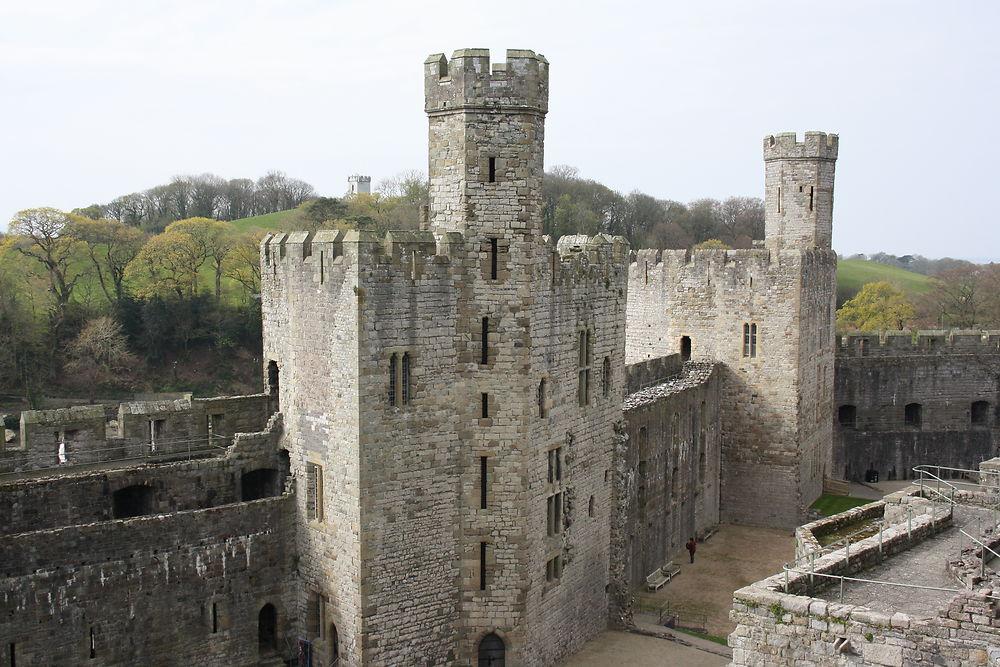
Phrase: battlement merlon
[
  {"left": 424, "top": 49, "right": 549, "bottom": 114},
  {"left": 764, "top": 131, "right": 839, "bottom": 162}
]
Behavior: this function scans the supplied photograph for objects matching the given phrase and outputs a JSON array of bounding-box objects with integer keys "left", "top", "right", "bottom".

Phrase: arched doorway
[
  {"left": 329, "top": 623, "right": 340, "bottom": 664},
  {"left": 477, "top": 633, "right": 505, "bottom": 667},
  {"left": 258, "top": 603, "right": 277, "bottom": 653}
]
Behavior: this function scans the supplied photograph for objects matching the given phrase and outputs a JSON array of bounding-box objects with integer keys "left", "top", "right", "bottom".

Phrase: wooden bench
[{"left": 645, "top": 561, "right": 681, "bottom": 591}]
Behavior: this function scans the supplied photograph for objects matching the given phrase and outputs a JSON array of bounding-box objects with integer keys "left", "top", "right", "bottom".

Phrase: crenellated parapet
[
  {"left": 764, "top": 131, "right": 839, "bottom": 162},
  {"left": 838, "top": 330, "right": 1000, "bottom": 357},
  {"left": 424, "top": 48, "right": 549, "bottom": 114}
]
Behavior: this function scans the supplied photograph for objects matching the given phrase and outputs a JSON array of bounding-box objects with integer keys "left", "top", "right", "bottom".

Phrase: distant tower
[
  {"left": 763, "top": 132, "right": 838, "bottom": 250},
  {"left": 347, "top": 174, "right": 371, "bottom": 195}
]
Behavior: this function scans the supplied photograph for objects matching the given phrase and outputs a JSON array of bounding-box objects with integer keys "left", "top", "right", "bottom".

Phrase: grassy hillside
[
  {"left": 228, "top": 209, "right": 296, "bottom": 233},
  {"left": 836, "top": 259, "right": 933, "bottom": 306}
]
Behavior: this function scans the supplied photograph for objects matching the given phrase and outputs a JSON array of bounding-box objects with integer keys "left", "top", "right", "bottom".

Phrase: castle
[{"left": 1, "top": 48, "right": 995, "bottom": 666}]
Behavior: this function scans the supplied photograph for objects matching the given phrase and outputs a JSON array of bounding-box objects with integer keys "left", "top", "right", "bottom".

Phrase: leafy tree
[
  {"left": 836, "top": 281, "right": 916, "bottom": 331},
  {"left": 165, "top": 217, "right": 233, "bottom": 300},
  {"left": 69, "top": 217, "right": 144, "bottom": 306},
  {"left": 125, "top": 230, "right": 202, "bottom": 298},
  {"left": 7, "top": 208, "right": 88, "bottom": 340},
  {"left": 917, "top": 265, "right": 999, "bottom": 329},
  {"left": 224, "top": 231, "right": 265, "bottom": 299},
  {"left": 693, "top": 238, "right": 732, "bottom": 250}
]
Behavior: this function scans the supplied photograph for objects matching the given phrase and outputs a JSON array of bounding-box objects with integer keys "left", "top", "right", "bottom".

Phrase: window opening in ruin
[
  {"left": 808, "top": 185, "right": 815, "bottom": 212},
  {"left": 547, "top": 493, "right": 563, "bottom": 536},
  {"left": 258, "top": 604, "right": 277, "bottom": 653},
  {"left": 904, "top": 403, "right": 922, "bottom": 428},
  {"left": 149, "top": 419, "right": 165, "bottom": 450},
  {"left": 838, "top": 405, "right": 857, "bottom": 428},
  {"left": 487, "top": 157, "right": 496, "bottom": 183},
  {"left": 241, "top": 468, "right": 280, "bottom": 501},
  {"left": 858, "top": 338, "right": 869, "bottom": 357},
  {"left": 602, "top": 356, "right": 611, "bottom": 397},
  {"left": 401, "top": 352, "right": 411, "bottom": 405},
  {"left": 89, "top": 627, "right": 96, "bottom": 660},
  {"left": 547, "top": 447, "right": 562, "bottom": 483},
  {"left": 388, "top": 353, "right": 398, "bottom": 405},
  {"left": 306, "top": 462, "right": 324, "bottom": 521},
  {"left": 330, "top": 624, "right": 340, "bottom": 664},
  {"left": 480, "top": 456, "right": 488, "bottom": 509},
  {"left": 307, "top": 592, "right": 324, "bottom": 637},
  {"left": 207, "top": 413, "right": 225, "bottom": 444},
  {"left": 680, "top": 336, "right": 691, "bottom": 362},
  {"left": 478, "top": 633, "right": 505, "bottom": 667},
  {"left": 537, "top": 379, "right": 547, "bottom": 418},
  {"left": 972, "top": 401, "right": 989, "bottom": 426},
  {"left": 644, "top": 261, "right": 648, "bottom": 285},
  {"left": 267, "top": 361, "right": 280, "bottom": 410},
  {"left": 481, "top": 393, "right": 489, "bottom": 419},
  {"left": 112, "top": 485, "right": 154, "bottom": 519},
  {"left": 479, "top": 542, "right": 488, "bottom": 590},
  {"left": 588, "top": 495, "right": 595, "bottom": 517},
  {"left": 211, "top": 602, "right": 218, "bottom": 633},
  {"left": 578, "top": 329, "right": 591, "bottom": 406},
  {"left": 545, "top": 554, "right": 562, "bottom": 582},
  {"left": 489, "top": 238, "right": 498, "bottom": 280},
  {"left": 776, "top": 187, "right": 782, "bottom": 213},
  {"left": 8, "top": 643, "right": 14, "bottom": 667},
  {"left": 742, "top": 323, "right": 757, "bottom": 358},
  {"left": 481, "top": 317, "right": 490, "bottom": 365}
]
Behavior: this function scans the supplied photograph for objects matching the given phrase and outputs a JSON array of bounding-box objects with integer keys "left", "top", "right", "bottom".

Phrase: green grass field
[
  {"left": 809, "top": 493, "right": 872, "bottom": 517},
  {"left": 836, "top": 259, "right": 933, "bottom": 306},
  {"left": 227, "top": 209, "right": 296, "bottom": 233}
]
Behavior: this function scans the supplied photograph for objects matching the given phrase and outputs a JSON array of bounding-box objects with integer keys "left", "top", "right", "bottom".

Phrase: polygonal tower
[
  {"left": 763, "top": 131, "right": 839, "bottom": 250},
  {"left": 261, "top": 49, "right": 628, "bottom": 666}
]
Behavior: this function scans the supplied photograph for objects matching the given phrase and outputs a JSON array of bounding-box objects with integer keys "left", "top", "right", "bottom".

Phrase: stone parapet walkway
[{"left": 816, "top": 504, "right": 997, "bottom": 618}]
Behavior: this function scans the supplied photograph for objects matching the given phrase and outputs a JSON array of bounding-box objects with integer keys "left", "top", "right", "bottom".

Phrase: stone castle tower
[
  {"left": 626, "top": 132, "right": 838, "bottom": 526},
  {"left": 347, "top": 174, "right": 371, "bottom": 195},
  {"left": 261, "top": 49, "right": 628, "bottom": 666}
]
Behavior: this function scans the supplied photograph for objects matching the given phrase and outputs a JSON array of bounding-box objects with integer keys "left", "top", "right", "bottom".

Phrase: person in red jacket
[{"left": 686, "top": 537, "right": 697, "bottom": 564}]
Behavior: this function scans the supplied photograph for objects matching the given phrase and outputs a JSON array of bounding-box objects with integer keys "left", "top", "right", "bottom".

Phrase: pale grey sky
[{"left": 2, "top": 0, "right": 997, "bottom": 260}]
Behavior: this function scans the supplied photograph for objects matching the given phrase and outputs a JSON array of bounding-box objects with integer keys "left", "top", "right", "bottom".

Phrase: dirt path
[{"left": 637, "top": 524, "right": 796, "bottom": 637}]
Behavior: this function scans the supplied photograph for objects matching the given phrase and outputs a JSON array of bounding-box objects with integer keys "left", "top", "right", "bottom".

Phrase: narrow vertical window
[
  {"left": 537, "top": 379, "right": 546, "bottom": 418},
  {"left": 401, "top": 353, "right": 411, "bottom": 405},
  {"left": 743, "top": 323, "right": 758, "bottom": 358},
  {"left": 306, "top": 462, "right": 323, "bottom": 521},
  {"left": 481, "top": 317, "right": 489, "bottom": 365},
  {"left": 481, "top": 393, "right": 489, "bottom": 418},
  {"left": 489, "top": 238, "right": 498, "bottom": 280},
  {"left": 776, "top": 186, "right": 782, "bottom": 213},
  {"left": 680, "top": 336, "right": 691, "bottom": 362},
  {"left": 578, "top": 329, "right": 591, "bottom": 407},
  {"left": 750, "top": 323, "right": 757, "bottom": 358},
  {"left": 808, "top": 185, "right": 815, "bottom": 212},
  {"left": 487, "top": 157, "right": 496, "bottom": 183},
  {"left": 89, "top": 627, "right": 96, "bottom": 660},
  {"left": 480, "top": 456, "right": 488, "bottom": 509},
  {"left": 388, "top": 353, "right": 398, "bottom": 406},
  {"left": 602, "top": 356, "right": 611, "bottom": 397},
  {"left": 555, "top": 447, "right": 562, "bottom": 481},
  {"left": 588, "top": 495, "right": 595, "bottom": 517},
  {"left": 319, "top": 251, "right": 324, "bottom": 284},
  {"left": 479, "top": 542, "right": 487, "bottom": 590},
  {"left": 211, "top": 602, "right": 218, "bottom": 633},
  {"left": 8, "top": 643, "right": 14, "bottom": 667}
]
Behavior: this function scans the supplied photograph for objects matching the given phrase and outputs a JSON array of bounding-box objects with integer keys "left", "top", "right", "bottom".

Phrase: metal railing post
[
  {"left": 879, "top": 521, "right": 884, "bottom": 556},
  {"left": 839, "top": 577, "right": 845, "bottom": 603}
]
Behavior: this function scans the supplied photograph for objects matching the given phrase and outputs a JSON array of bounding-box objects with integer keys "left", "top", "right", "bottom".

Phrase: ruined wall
[
  {"left": 0, "top": 494, "right": 295, "bottom": 667},
  {"left": 621, "top": 361, "right": 721, "bottom": 587},
  {"left": 835, "top": 331, "right": 1000, "bottom": 480},
  {"left": 1, "top": 394, "right": 270, "bottom": 474}
]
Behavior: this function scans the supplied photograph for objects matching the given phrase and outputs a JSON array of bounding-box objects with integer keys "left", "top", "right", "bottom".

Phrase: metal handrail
[{"left": 781, "top": 564, "right": 1000, "bottom": 603}]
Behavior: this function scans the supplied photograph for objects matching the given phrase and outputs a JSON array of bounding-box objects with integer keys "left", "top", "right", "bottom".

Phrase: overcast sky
[{"left": 2, "top": 1, "right": 996, "bottom": 261}]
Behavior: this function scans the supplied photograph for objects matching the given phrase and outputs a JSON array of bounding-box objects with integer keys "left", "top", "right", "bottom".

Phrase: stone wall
[
  {"left": 0, "top": 394, "right": 271, "bottom": 474},
  {"left": 0, "top": 494, "right": 295, "bottom": 666},
  {"left": 835, "top": 331, "right": 1000, "bottom": 481},
  {"left": 621, "top": 361, "right": 721, "bottom": 586}
]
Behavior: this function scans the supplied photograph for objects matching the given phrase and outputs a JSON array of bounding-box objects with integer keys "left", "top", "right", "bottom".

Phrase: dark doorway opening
[
  {"left": 680, "top": 336, "right": 691, "bottom": 362},
  {"left": 267, "top": 361, "right": 280, "bottom": 410},
  {"left": 329, "top": 623, "right": 339, "bottom": 664},
  {"left": 241, "top": 468, "right": 280, "bottom": 501},
  {"left": 478, "top": 633, "right": 505, "bottom": 667},
  {"left": 112, "top": 485, "right": 154, "bottom": 519},
  {"left": 258, "top": 603, "right": 277, "bottom": 653}
]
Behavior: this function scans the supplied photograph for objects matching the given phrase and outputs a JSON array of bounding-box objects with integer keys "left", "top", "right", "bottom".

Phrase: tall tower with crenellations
[
  {"left": 626, "top": 132, "right": 838, "bottom": 528},
  {"left": 260, "top": 49, "right": 628, "bottom": 666},
  {"left": 764, "top": 132, "right": 838, "bottom": 250}
]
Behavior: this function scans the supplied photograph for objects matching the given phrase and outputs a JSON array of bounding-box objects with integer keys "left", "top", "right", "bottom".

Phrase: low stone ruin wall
[{"left": 795, "top": 500, "right": 886, "bottom": 560}]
